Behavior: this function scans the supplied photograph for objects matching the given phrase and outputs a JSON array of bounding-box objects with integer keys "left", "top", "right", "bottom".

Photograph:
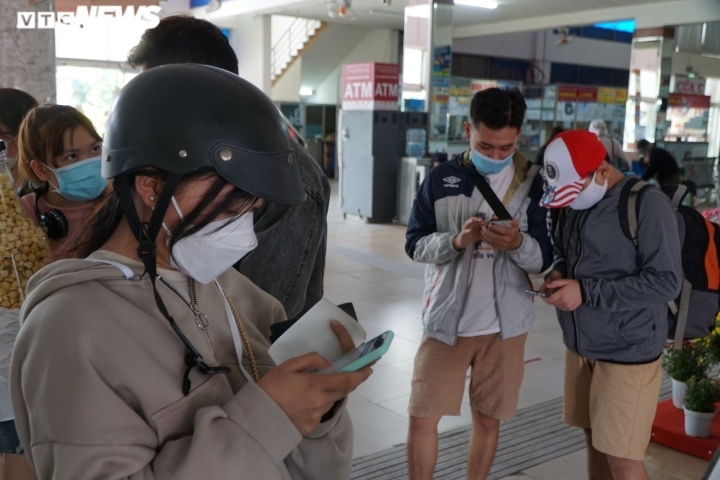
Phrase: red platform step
[{"left": 651, "top": 399, "right": 720, "bottom": 460}]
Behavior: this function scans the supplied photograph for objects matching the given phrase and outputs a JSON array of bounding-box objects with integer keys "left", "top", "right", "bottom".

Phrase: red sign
[
  {"left": 576, "top": 86, "right": 598, "bottom": 102},
  {"left": 471, "top": 80, "right": 498, "bottom": 93},
  {"left": 668, "top": 93, "right": 711, "bottom": 109},
  {"left": 342, "top": 63, "right": 399, "bottom": 111},
  {"left": 557, "top": 85, "right": 578, "bottom": 101}
]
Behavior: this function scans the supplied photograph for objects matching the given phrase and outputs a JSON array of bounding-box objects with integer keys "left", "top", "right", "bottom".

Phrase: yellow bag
[{"left": 0, "top": 160, "right": 51, "bottom": 309}]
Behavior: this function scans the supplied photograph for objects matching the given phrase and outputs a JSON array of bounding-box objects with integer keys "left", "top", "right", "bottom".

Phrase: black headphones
[{"left": 32, "top": 186, "right": 69, "bottom": 239}]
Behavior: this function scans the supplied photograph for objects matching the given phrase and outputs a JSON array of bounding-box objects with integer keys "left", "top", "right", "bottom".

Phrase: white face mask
[
  {"left": 568, "top": 172, "right": 608, "bottom": 210},
  {"left": 164, "top": 197, "right": 258, "bottom": 284}
]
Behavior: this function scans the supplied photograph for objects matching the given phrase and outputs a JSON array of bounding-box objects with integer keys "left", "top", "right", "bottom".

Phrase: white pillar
[
  {"left": 231, "top": 15, "right": 271, "bottom": 95},
  {"left": 0, "top": 0, "right": 56, "bottom": 103}
]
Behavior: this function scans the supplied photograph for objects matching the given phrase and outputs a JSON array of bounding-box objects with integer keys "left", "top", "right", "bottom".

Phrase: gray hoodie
[
  {"left": 11, "top": 251, "right": 353, "bottom": 480},
  {"left": 553, "top": 178, "right": 683, "bottom": 363}
]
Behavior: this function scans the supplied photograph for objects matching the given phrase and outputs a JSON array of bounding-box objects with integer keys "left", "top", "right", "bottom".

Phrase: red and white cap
[{"left": 540, "top": 130, "right": 608, "bottom": 208}]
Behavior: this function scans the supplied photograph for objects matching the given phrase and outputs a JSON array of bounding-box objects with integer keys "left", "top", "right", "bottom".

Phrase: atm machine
[{"left": 338, "top": 109, "right": 429, "bottom": 223}]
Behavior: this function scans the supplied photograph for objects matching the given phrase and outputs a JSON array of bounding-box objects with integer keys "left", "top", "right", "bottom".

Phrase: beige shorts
[
  {"left": 409, "top": 333, "right": 527, "bottom": 421},
  {"left": 564, "top": 350, "right": 662, "bottom": 461}
]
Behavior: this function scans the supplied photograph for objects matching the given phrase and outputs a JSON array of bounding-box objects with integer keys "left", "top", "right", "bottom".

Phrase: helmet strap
[{"left": 113, "top": 173, "right": 230, "bottom": 395}]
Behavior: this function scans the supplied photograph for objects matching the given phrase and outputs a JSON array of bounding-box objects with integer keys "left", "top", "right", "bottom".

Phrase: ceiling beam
[
  {"left": 192, "top": 0, "right": 308, "bottom": 20},
  {"left": 453, "top": 0, "right": 720, "bottom": 39}
]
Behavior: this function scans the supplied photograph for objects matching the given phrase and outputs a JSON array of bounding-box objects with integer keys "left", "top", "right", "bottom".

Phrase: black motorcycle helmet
[
  {"left": 103, "top": 63, "right": 304, "bottom": 204},
  {"left": 102, "top": 64, "right": 306, "bottom": 395}
]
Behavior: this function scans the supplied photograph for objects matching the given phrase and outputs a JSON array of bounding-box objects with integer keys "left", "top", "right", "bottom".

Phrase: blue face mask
[
  {"left": 45, "top": 156, "right": 107, "bottom": 202},
  {"left": 470, "top": 148, "right": 515, "bottom": 175}
]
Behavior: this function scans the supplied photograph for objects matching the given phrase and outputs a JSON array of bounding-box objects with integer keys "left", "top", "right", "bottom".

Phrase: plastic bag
[{"left": 0, "top": 148, "right": 51, "bottom": 309}]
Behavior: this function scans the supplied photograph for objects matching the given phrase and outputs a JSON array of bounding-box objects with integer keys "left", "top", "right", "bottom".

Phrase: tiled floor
[{"left": 324, "top": 181, "right": 710, "bottom": 478}]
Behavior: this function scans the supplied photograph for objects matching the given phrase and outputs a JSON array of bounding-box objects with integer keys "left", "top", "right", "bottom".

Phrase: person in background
[
  {"left": 539, "top": 131, "right": 682, "bottom": 480},
  {"left": 0, "top": 103, "right": 104, "bottom": 473},
  {"left": 637, "top": 139, "right": 682, "bottom": 187},
  {"left": 0, "top": 88, "right": 38, "bottom": 191},
  {"left": 405, "top": 88, "right": 552, "bottom": 480},
  {"left": 127, "top": 15, "right": 330, "bottom": 320},
  {"left": 588, "top": 119, "right": 631, "bottom": 171},
  {"left": 536, "top": 127, "right": 564, "bottom": 235},
  {"left": 430, "top": 151, "right": 448, "bottom": 170},
  {"left": 535, "top": 126, "right": 564, "bottom": 165},
  {"left": 18, "top": 105, "right": 107, "bottom": 255},
  {"left": 636, "top": 139, "right": 652, "bottom": 165}
]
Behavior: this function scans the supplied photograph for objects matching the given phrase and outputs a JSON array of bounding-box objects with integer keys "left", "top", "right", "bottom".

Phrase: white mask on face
[
  {"left": 164, "top": 197, "right": 258, "bottom": 284},
  {"left": 568, "top": 172, "right": 608, "bottom": 211}
]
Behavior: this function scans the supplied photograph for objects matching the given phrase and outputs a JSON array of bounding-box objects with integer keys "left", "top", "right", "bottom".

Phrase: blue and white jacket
[{"left": 405, "top": 152, "right": 553, "bottom": 345}]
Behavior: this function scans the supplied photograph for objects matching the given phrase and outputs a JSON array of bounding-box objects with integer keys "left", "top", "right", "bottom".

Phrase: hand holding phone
[
  {"left": 317, "top": 331, "right": 394, "bottom": 374},
  {"left": 525, "top": 289, "right": 548, "bottom": 298},
  {"left": 487, "top": 219, "right": 513, "bottom": 229},
  {"left": 482, "top": 218, "right": 522, "bottom": 252}
]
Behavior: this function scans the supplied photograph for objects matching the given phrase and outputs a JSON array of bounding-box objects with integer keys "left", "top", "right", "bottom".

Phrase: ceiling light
[
  {"left": 454, "top": 0, "right": 498, "bottom": 9},
  {"left": 299, "top": 87, "right": 314, "bottom": 96}
]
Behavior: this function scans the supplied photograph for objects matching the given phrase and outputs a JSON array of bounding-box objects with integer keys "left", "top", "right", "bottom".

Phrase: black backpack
[{"left": 620, "top": 179, "right": 720, "bottom": 349}]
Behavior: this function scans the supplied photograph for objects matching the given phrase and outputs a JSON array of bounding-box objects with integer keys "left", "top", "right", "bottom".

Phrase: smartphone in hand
[
  {"left": 317, "top": 331, "right": 394, "bottom": 374},
  {"left": 525, "top": 289, "right": 548, "bottom": 298},
  {"left": 487, "top": 219, "right": 513, "bottom": 228}
]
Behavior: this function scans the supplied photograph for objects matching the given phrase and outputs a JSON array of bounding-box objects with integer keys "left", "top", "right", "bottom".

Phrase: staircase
[{"left": 271, "top": 17, "right": 327, "bottom": 85}]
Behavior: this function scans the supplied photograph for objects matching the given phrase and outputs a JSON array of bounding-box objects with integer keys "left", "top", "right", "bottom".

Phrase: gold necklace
[{"left": 217, "top": 282, "right": 260, "bottom": 382}]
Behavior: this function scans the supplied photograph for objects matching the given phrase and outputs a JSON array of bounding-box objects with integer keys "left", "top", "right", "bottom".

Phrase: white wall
[
  {"left": 453, "top": 30, "right": 632, "bottom": 72},
  {"left": 271, "top": 15, "right": 296, "bottom": 49},
  {"left": 231, "top": 15, "right": 271, "bottom": 94},
  {"left": 453, "top": 32, "right": 535, "bottom": 60},
  {"left": 272, "top": 57, "right": 302, "bottom": 102},
  {"left": 159, "top": 0, "right": 190, "bottom": 18},
  {"left": 672, "top": 52, "right": 720, "bottom": 79},
  {"left": 542, "top": 34, "right": 631, "bottom": 70},
  {"left": 304, "top": 28, "right": 399, "bottom": 105}
]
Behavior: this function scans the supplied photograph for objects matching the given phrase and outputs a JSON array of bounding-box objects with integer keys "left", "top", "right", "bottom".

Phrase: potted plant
[
  {"left": 684, "top": 375, "right": 720, "bottom": 438},
  {"left": 662, "top": 343, "right": 708, "bottom": 409}
]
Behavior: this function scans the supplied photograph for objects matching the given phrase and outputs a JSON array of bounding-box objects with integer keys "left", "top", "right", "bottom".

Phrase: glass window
[
  {"left": 549, "top": 63, "right": 578, "bottom": 84},
  {"left": 56, "top": 65, "right": 138, "bottom": 136},
  {"left": 54, "top": 11, "right": 154, "bottom": 135},
  {"left": 578, "top": 66, "right": 610, "bottom": 85},
  {"left": 403, "top": 48, "right": 425, "bottom": 86},
  {"left": 55, "top": 15, "right": 154, "bottom": 62}
]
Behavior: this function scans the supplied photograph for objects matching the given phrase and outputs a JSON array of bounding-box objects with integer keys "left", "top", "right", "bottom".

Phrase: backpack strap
[
  {"left": 673, "top": 279, "right": 693, "bottom": 351},
  {"left": 670, "top": 184, "right": 688, "bottom": 209},
  {"left": 619, "top": 178, "right": 653, "bottom": 247},
  {"left": 469, "top": 172, "right": 512, "bottom": 221}
]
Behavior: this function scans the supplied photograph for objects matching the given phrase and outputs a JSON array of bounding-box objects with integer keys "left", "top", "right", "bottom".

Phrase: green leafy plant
[
  {"left": 698, "top": 314, "right": 720, "bottom": 364},
  {"left": 684, "top": 375, "right": 720, "bottom": 413},
  {"left": 662, "top": 343, "right": 708, "bottom": 382}
]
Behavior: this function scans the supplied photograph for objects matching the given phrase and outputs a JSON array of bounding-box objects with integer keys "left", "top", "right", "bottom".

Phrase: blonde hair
[{"left": 17, "top": 104, "right": 101, "bottom": 183}]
